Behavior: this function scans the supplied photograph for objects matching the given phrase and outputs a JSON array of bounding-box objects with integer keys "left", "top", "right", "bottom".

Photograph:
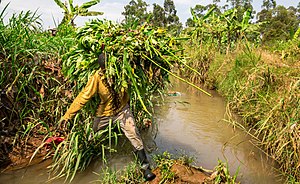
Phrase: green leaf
[
  {"left": 53, "top": 0, "right": 69, "bottom": 13},
  {"left": 79, "top": 0, "right": 101, "bottom": 9},
  {"left": 70, "top": 153, "right": 82, "bottom": 181}
]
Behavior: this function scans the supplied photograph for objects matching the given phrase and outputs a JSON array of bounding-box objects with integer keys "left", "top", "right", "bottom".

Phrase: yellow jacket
[{"left": 63, "top": 70, "right": 129, "bottom": 120}]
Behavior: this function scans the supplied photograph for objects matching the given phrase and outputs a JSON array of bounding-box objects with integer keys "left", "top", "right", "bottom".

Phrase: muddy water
[
  {"left": 151, "top": 82, "right": 283, "bottom": 184},
  {"left": 0, "top": 82, "right": 283, "bottom": 184}
]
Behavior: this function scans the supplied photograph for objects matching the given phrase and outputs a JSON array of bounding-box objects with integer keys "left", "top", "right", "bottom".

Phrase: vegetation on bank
[
  {"left": 205, "top": 45, "right": 299, "bottom": 182},
  {"left": 0, "top": 3, "right": 76, "bottom": 168},
  {"left": 0, "top": 0, "right": 299, "bottom": 183},
  {"left": 179, "top": 2, "right": 300, "bottom": 181},
  {"left": 98, "top": 151, "right": 239, "bottom": 184}
]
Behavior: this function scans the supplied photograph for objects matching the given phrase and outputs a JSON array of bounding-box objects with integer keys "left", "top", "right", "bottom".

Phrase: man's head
[{"left": 98, "top": 53, "right": 106, "bottom": 70}]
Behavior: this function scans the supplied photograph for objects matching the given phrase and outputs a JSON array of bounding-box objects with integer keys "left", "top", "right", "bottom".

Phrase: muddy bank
[
  {"left": 148, "top": 161, "right": 232, "bottom": 184},
  {"left": 0, "top": 92, "right": 19, "bottom": 168}
]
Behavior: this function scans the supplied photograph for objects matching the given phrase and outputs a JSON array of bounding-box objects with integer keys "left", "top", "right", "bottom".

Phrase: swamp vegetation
[{"left": 0, "top": 0, "right": 299, "bottom": 183}]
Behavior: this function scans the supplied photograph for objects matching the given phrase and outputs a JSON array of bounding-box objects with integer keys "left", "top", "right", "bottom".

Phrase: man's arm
[{"left": 62, "top": 72, "right": 99, "bottom": 120}]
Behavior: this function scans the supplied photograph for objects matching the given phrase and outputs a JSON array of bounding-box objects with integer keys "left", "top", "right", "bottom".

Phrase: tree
[
  {"left": 163, "top": 0, "right": 182, "bottom": 32},
  {"left": 257, "top": 5, "right": 299, "bottom": 43},
  {"left": 262, "top": 0, "right": 276, "bottom": 10},
  {"left": 122, "top": 0, "right": 149, "bottom": 25},
  {"left": 152, "top": 3, "right": 165, "bottom": 27},
  {"left": 54, "top": 0, "right": 103, "bottom": 26}
]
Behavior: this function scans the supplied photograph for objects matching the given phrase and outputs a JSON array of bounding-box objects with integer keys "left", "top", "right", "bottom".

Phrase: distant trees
[
  {"left": 122, "top": 0, "right": 182, "bottom": 33},
  {"left": 122, "top": 0, "right": 300, "bottom": 42},
  {"left": 257, "top": 2, "right": 300, "bottom": 43},
  {"left": 185, "top": 0, "right": 300, "bottom": 44},
  {"left": 122, "top": 0, "right": 149, "bottom": 24},
  {"left": 262, "top": 0, "right": 276, "bottom": 10},
  {"left": 152, "top": 3, "right": 165, "bottom": 27},
  {"left": 225, "top": 0, "right": 254, "bottom": 21},
  {"left": 163, "top": 0, "right": 182, "bottom": 32}
]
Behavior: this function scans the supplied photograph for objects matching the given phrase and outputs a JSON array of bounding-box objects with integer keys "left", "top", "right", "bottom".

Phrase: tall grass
[
  {"left": 204, "top": 43, "right": 300, "bottom": 181},
  {"left": 0, "top": 3, "right": 75, "bottom": 167},
  {"left": 45, "top": 117, "right": 123, "bottom": 182}
]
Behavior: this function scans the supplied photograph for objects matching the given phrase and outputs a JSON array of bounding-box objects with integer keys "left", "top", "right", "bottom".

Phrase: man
[{"left": 60, "top": 53, "right": 156, "bottom": 181}]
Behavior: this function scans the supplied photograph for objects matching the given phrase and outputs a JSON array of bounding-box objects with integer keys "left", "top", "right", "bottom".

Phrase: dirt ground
[
  {"left": 147, "top": 161, "right": 217, "bottom": 184},
  {"left": 1, "top": 133, "right": 48, "bottom": 172}
]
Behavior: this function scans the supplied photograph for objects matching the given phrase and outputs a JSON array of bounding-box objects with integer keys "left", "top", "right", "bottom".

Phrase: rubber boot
[{"left": 135, "top": 149, "right": 156, "bottom": 181}]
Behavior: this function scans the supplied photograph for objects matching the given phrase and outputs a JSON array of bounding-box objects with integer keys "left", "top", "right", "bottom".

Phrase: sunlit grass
[{"left": 202, "top": 43, "right": 300, "bottom": 181}]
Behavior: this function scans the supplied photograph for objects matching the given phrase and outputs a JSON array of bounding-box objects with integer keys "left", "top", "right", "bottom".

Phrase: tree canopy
[
  {"left": 122, "top": 0, "right": 149, "bottom": 25},
  {"left": 122, "top": 0, "right": 182, "bottom": 33},
  {"left": 257, "top": 4, "right": 300, "bottom": 43}
]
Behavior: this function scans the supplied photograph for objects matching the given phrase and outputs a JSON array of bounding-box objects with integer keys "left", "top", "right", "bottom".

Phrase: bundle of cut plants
[
  {"left": 45, "top": 19, "right": 211, "bottom": 182},
  {"left": 63, "top": 19, "right": 210, "bottom": 120}
]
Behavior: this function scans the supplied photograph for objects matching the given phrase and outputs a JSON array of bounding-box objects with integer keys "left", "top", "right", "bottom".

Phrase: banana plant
[
  {"left": 53, "top": 0, "right": 103, "bottom": 26},
  {"left": 189, "top": 6, "right": 261, "bottom": 53}
]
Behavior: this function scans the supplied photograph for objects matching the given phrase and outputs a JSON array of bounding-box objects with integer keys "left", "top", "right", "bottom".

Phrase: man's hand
[{"left": 143, "top": 119, "right": 152, "bottom": 128}]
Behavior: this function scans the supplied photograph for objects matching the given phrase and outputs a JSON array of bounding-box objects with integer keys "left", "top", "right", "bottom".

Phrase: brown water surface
[
  {"left": 0, "top": 82, "right": 283, "bottom": 184},
  {"left": 151, "top": 82, "right": 283, "bottom": 184}
]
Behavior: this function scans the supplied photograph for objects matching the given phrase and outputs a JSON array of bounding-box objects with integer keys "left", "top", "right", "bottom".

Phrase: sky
[{"left": 0, "top": 0, "right": 299, "bottom": 29}]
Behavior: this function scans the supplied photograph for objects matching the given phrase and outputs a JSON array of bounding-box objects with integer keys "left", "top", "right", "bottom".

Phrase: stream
[{"left": 0, "top": 82, "right": 283, "bottom": 184}]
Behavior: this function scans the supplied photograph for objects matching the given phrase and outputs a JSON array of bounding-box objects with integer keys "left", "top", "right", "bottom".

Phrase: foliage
[
  {"left": 0, "top": 4, "right": 75, "bottom": 168},
  {"left": 153, "top": 151, "right": 176, "bottom": 182},
  {"left": 257, "top": 5, "right": 300, "bottom": 44},
  {"left": 153, "top": 152, "right": 240, "bottom": 183},
  {"left": 49, "top": 19, "right": 211, "bottom": 182},
  {"left": 186, "top": 4, "right": 221, "bottom": 27},
  {"left": 53, "top": 0, "right": 103, "bottom": 26},
  {"left": 267, "top": 39, "right": 300, "bottom": 61},
  {"left": 122, "top": 0, "right": 182, "bottom": 34},
  {"left": 181, "top": 43, "right": 216, "bottom": 87},
  {"left": 225, "top": 0, "right": 254, "bottom": 22},
  {"left": 206, "top": 44, "right": 300, "bottom": 181},
  {"left": 97, "top": 151, "right": 240, "bottom": 183},
  {"left": 98, "top": 162, "right": 144, "bottom": 184},
  {"left": 152, "top": 3, "right": 165, "bottom": 27},
  {"left": 213, "top": 159, "right": 240, "bottom": 183},
  {"left": 122, "top": 0, "right": 149, "bottom": 26},
  {"left": 62, "top": 19, "right": 210, "bottom": 121},
  {"left": 46, "top": 118, "right": 123, "bottom": 182},
  {"left": 163, "top": 0, "right": 182, "bottom": 33},
  {"left": 262, "top": 0, "right": 276, "bottom": 10},
  {"left": 186, "top": 6, "right": 260, "bottom": 53}
]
